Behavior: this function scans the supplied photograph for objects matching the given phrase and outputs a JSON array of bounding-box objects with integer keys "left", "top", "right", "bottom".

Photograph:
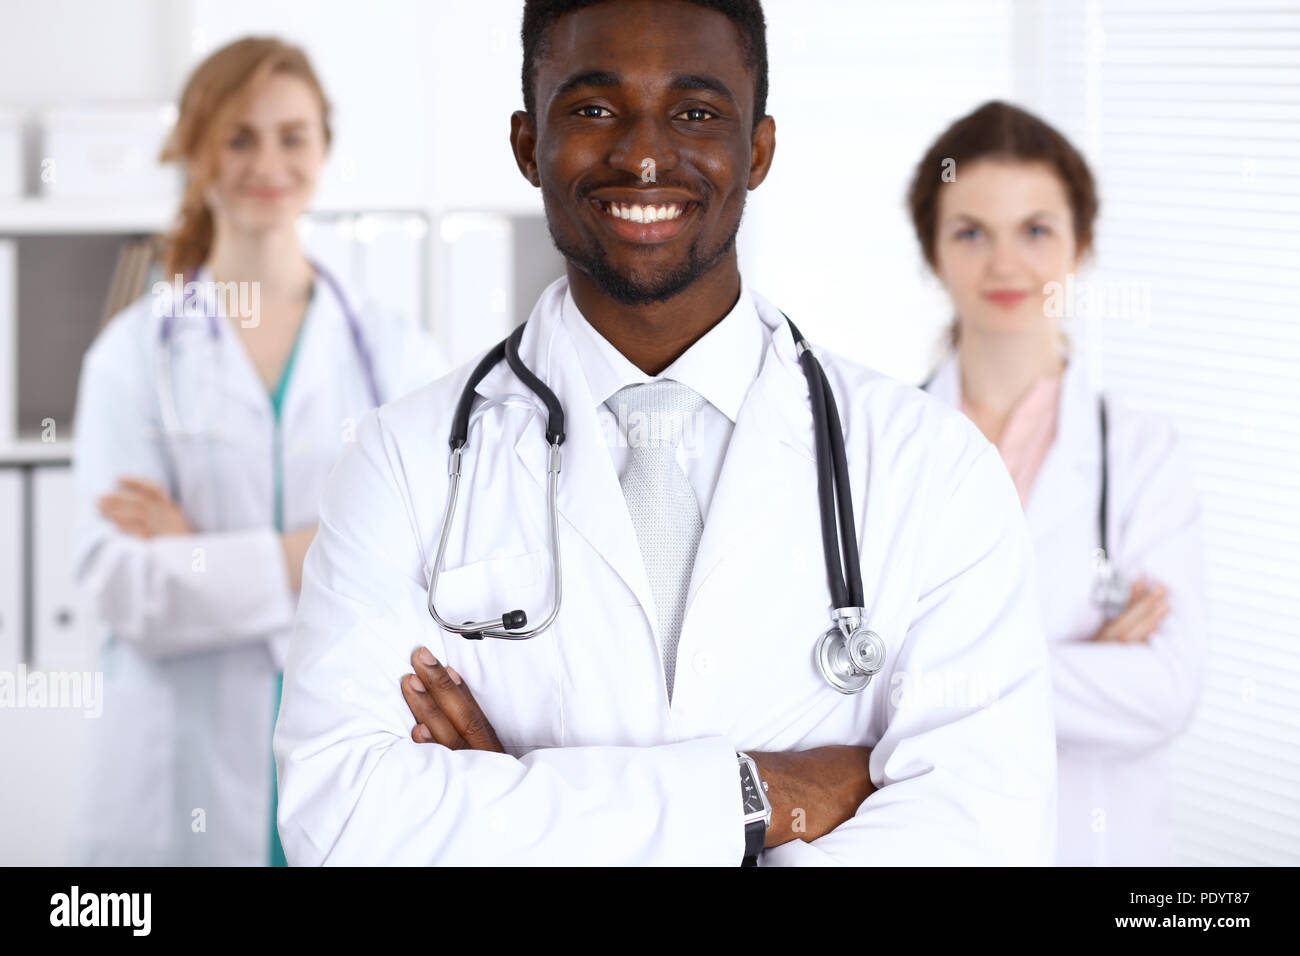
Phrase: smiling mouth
[
  {"left": 591, "top": 199, "right": 698, "bottom": 223},
  {"left": 588, "top": 198, "right": 701, "bottom": 244}
]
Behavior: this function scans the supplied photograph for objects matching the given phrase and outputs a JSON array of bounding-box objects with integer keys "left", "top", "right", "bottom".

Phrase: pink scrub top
[{"left": 963, "top": 371, "right": 1064, "bottom": 507}]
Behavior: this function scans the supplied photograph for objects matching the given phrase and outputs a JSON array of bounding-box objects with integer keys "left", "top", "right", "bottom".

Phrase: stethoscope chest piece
[
  {"left": 816, "top": 607, "right": 886, "bottom": 695},
  {"left": 1091, "top": 547, "right": 1130, "bottom": 618}
]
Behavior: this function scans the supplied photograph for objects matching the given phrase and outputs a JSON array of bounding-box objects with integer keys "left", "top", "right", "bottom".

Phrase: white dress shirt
[{"left": 561, "top": 274, "right": 766, "bottom": 521}]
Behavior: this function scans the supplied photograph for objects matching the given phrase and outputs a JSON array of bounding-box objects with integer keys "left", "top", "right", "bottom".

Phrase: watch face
[{"left": 740, "top": 765, "right": 764, "bottom": 814}]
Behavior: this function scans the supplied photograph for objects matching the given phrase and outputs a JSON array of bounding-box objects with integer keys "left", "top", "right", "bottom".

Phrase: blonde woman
[{"left": 71, "top": 37, "right": 444, "bottom": 864}]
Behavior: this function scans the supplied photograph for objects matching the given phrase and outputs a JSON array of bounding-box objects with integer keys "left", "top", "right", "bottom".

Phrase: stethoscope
[
  {"left": 1090, "top": 397, "right": 1130, "bottom": 617},
  {"left": 921, "top": 367, "right": 1128, "bottom": 619},
  {"left": 154, "top": 258, "right": 383, "bottom": 435},
  {"left": 426, "top": 313, "right": 888, "bottom": 695}
]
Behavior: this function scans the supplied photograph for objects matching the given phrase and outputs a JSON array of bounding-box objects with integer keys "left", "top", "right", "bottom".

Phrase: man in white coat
[{"left": 274, "top": 0, "right": 1059, "bottom": 865}]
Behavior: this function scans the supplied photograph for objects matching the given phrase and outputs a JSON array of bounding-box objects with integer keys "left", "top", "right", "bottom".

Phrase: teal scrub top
[{"left": 267, "top": 306, "right": 309, "bottom": 868}]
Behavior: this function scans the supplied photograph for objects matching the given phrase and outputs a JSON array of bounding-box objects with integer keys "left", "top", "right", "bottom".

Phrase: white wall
[
  {"left": 0, "top": 0, "right": 189, "bottom": 104},
  {"left": 0, "top": 0, "right": 1027, "bottom": 374},
  {"left": 746, "top": 0, "right": 1021, "bottom": 380}
]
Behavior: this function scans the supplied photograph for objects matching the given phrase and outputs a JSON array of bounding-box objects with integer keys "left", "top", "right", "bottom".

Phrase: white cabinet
[
  {"left": 435, "top": 212, "right": 563, "bottom": 367},
  {"left": 0, "top": 468, "right": 20, "bottom": 671},
  {"left": 31, "top": 466, "right": 93, "bottom": 671},
  {"left": 37, "top": 105, "right": 180, "bottom": 201},
  {"left": 0, "top": 464, "right": 92, "bottom": 866}
]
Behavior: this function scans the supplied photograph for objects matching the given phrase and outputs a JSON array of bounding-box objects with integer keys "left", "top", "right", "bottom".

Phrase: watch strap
[
  {"left": 742, "top": 818, "right": 764, "bottom": 866},
  {"left": 738, "top": 751, "right": 768, "bottom": 866}
]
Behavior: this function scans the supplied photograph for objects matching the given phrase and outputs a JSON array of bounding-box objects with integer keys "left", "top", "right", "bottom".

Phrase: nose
[
  {"left": 985, "top": 235, "right": 1021, "bottom": 279},
  {"left": 250, "top": 140, "right": 285, "bottom": 181},
  {"left": 606, "top": 110, "right": 678, "bottom": 180}
]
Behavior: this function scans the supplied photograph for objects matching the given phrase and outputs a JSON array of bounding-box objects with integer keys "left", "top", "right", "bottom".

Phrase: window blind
[{"left": 1027, "top": 0, "right": 1300, "bottom": 865}]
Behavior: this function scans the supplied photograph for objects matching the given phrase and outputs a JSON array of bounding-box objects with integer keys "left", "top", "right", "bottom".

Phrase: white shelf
[
  {"left": 0, "top": 198, "right": 174, "bottom": 235},
  {"left": 0, "top": 200, "right": 440, "bottom": 237},
  {"left": 0, "top": 438, "right": 74, "bottom": 465}
]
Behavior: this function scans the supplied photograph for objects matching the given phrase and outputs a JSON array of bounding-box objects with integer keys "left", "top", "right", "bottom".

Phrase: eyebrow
[
  {"left": 943, "top": 210, "right": 1060, "bottom": 228},
  {"left": 552, "top": 69, "right": 737, "bottom": 105},
  {"left": 230, "top": 119, "right": 311, "bottom": 133}
]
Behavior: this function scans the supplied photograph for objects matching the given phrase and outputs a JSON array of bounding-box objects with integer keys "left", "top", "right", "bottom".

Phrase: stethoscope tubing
[
  {"left": 428, "top": 313, "right": 871, "bottom": 650},
  {"left": 154, "top": 258, "right": 383, "bottom": 435},
  {"left": 786, "top": 313, "right": 865, "bottom": 612},
  {"left": 919, "top": 358, "right": 1118, "bottom": 609}
]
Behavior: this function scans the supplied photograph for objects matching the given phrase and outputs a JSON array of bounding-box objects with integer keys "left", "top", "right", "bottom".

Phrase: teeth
[{"left": 602, "top": 201, "right": 685, "bottom": 223}]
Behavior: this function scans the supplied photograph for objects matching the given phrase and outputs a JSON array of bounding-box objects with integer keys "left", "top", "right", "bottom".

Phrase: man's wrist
[{"left": 749, "top": 752, "right": 793, "bottom": 846}]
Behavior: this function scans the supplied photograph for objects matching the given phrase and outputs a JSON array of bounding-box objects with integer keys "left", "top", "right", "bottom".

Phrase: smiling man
[{"left": 274, "top": 0, "right": 1058, "bottom": 866}]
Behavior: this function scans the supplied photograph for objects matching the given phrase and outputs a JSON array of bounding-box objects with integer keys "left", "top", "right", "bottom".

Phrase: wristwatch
[{"left": 737, "top": 751, "right": 771, "bottom": 866}]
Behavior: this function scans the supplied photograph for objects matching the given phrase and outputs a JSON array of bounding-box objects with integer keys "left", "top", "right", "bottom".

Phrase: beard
[{"left": 543, "top": 192, "right": 745, "bottom": 306}]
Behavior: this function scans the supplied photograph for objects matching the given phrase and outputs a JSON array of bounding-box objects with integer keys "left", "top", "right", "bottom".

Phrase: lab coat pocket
[{"left": 426, "top": 551, "right": 563, "bottom": 754}]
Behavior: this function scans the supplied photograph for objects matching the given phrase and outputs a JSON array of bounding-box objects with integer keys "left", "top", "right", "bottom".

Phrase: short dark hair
[
  {"left": 906, "top": 100, "right": 1100, "bottom": 267},
  {"left": 520, "top": 0, "right": 769, "bottom": 134}
]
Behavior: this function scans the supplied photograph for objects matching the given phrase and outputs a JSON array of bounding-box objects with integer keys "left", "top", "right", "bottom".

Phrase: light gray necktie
[{"left": 607, "top": 380, "right": 707, "bottom": 705}]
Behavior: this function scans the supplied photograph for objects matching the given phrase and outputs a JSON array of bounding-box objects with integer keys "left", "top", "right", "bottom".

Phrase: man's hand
[
  {"left": 401, "top": 649, "right": 874, "bottom": 841},
  {"left": 402, "top": 647, "right": 505, "bottom": 753},
  {"left": 97, "top": 477, "right": 191, "bottom": 538},
  {"left": 752, "top": 746, "right": 876, "bottom": 848},
  {"left": 1091, "top": 577, "right": 1169, "bottom": 644}
]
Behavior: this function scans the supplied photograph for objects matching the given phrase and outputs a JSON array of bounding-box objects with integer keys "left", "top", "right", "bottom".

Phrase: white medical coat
[
  {"left": 926, "top": 353, "right": 1206, "bottom": 865},
  {"left": 70, "top": 272, "right": 444, "bottom": 864},
  {"left": 274, "top": 276, "right": 1059, "bottom": 866}
]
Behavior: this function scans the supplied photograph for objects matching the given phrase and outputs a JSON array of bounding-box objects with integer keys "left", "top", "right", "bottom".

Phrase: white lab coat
[
  {"left": 274, "top": 275, "right": 1059, "bottom": 866},
  {"left": 70, "top": 271, "right": 445, "bottom": 865},
  {"left": 925, "top": 353, "right": 1206, "bottom": 866}
]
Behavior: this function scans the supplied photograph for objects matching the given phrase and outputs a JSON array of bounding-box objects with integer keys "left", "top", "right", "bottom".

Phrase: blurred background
[{"left": 0, "top": 0, "right": 1296, "bottom": 864}]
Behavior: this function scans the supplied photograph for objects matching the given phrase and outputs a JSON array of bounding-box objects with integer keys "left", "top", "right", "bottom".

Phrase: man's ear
[
  {"left": 510, "top": 110, "right": 541, "bottom": 187},
  {"left": 748, "top": 114, "right": 776, "bottom": 191}
]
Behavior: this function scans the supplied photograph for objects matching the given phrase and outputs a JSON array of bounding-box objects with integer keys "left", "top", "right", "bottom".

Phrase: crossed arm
[
  {"left": 275, "top": 414, "right": 1055, "bottom": 865},
  {"left": 399, "top": 646, "right": 877, "bottom": 848},
  {"left": 96, "top": 477, "right": 318, "bottom": 592}
]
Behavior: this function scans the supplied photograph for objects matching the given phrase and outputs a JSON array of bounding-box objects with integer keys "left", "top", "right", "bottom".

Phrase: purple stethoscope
[{"left": 155, "top": 258, "right": 383, "bottom": 434}]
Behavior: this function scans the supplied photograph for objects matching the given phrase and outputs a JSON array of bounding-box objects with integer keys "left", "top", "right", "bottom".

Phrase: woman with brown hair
[
  {"left": 70, "top": 37, "right": 443, "bottom": 864},
  {"left": 908, "top": 100, "right": 1206, "bottom": 866}
]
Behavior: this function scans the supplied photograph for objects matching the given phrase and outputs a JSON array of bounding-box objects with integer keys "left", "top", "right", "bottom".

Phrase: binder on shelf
[
  {"left": 99, "top": 236, "right": 160, "bottom": 329},
  {"left": 0, "top": 239, "right": 15, "bottom": 445}
]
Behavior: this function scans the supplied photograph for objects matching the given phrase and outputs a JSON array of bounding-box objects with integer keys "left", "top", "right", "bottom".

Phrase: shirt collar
[{"left": 560, "top": 272, "right": 765, "bottom": 423}]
